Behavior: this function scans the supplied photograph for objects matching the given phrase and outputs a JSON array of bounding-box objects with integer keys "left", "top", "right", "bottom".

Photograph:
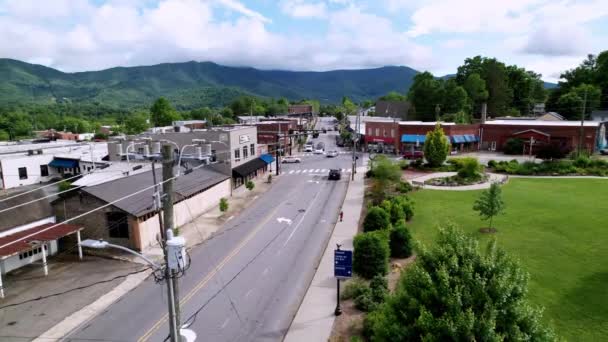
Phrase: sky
[{"left": 0, "top": 0, "right": 606, "bottom": 82}]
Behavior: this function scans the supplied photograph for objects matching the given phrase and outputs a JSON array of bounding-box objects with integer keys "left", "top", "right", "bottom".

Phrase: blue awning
[
  {"left": 401, "top": 134, "right": 426, "bottom": 143},
  {"left": 49, "top": 158, "right": 79, "bottom": 169},
  {"left": 463, "top": 134, "right": 479, "bottom": 142},
  {"left": 451, "top": 135, "right": 466, "bottom": 144},
  {"left": 259, "top": 154, "right": 275, "bottom": 164}
]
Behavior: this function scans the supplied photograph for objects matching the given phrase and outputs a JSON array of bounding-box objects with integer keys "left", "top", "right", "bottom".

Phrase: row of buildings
[
  {"left": 0, "top": 118, "right": 311, "bottom": 290},
  {"left": 358, "top": 116, "right": 607, "bottom": 156}
]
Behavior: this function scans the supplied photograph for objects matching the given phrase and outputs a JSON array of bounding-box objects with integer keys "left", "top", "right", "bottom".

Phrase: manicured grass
[{"left": 407, "top": 179, "right": 608, "bottom": 341}]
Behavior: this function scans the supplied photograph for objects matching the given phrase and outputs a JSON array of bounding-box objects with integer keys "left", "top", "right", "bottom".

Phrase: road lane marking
[
  {"left": 295, "top": 170, "right": 301, "bottom": 174},
  {"left": 314, "top": 169, "right": 320, "bottom": 172},
  {"left": 245, "top": 289, "right": 253, "bottom": 298},
  {"left": 289, "top": 170, "right": 294, "bottom": 174},
  {"left": 137, "top": 197, "right": 286, "bottom": 342},
  {"left": 262, "top": 267, "right": 269, "bottom": 276},
  {"left": 220, "top": 318, "right": 230, "bottom": 329},
  {"left": 227, "top": 215, "right": 234, "bottom": 221},
  {"left": 282, "top": 188, "right": 322, "bottom": 248}
]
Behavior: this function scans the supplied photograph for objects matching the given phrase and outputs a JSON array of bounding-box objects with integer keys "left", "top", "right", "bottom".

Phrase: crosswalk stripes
[{"left": 281, "top": 167, "right": 352, "bottom": 177}]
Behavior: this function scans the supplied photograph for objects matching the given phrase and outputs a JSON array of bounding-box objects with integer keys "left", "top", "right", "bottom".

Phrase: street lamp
[{"left": 79, "top": 239, "right": 161, "bottom": 269}]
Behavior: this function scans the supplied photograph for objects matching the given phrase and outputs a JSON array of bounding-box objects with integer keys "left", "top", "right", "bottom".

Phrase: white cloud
[
  {"left": 440, "top": 39, "right": 468, "bottom": 49},
  {"left": 280, "top": 0, "right": 328, "bottom": 19},
  {"left": 0, "top": 0, "right": 432, "bottom": 72},
  {"left": 213, "top": 0, "right": 271, "bottom": 23},
  {"left": 522, "top": 25, "right": 591, "bottom": 56}
]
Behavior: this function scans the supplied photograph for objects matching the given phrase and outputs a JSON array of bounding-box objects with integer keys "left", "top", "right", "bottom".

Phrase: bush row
[{"left": 488, "top": 157, "right": 608, "bottom": 176}]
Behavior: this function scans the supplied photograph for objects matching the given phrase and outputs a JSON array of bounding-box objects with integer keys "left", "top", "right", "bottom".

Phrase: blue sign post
[
  {"left": 334, "top": 246, "right": 352, "bottom": 316},
  {"left": 334, "top": 250, "right": 353, "bottom": 278}
]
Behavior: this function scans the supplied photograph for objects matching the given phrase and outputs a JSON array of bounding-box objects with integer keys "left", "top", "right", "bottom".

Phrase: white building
[{"left": 0, "top": 141, "right": 107, "bottom": 189}]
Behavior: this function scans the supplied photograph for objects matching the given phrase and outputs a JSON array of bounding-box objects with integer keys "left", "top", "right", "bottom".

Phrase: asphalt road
[{"left": 65, "top": 118, "right": 354, "bottom": 342}]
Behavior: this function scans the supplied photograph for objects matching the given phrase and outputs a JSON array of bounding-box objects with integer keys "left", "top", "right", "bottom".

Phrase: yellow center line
[{"left": 138, "top": 197, "right": 287, "bottom": 342}]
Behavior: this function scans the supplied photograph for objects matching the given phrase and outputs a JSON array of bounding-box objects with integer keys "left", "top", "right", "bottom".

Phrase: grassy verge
[{"left": 407, "top": 178, "right": 608, "bottom": 341}]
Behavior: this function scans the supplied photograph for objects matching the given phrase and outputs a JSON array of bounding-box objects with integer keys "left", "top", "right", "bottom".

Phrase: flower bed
[
  {"left": 488, "top": 157, "right": 608, "bottom": 176},
  {"left": 424, "top": 174, "right": 489, "bottom": 186}
]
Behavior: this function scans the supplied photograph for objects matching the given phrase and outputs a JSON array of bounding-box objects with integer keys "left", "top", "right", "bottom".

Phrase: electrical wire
[
  {"left": 0, "top": 267, "right": 151, "bottom": 310},
  {"left": 0, "top": 162, "right": 210, "bottom": 252}
]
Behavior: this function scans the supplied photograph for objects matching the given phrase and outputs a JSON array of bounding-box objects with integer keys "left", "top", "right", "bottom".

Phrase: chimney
[{"left": 481, "top": 103, "right": 487, "bottom": 124}]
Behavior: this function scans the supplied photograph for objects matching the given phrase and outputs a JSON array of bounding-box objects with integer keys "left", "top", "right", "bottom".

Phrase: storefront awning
[
  {"left": 0, "top": 223, "right": 83, "bottom": 259},
  {"left": 233, "top": 158, "right": 267, "bottom": 178},
  {"left": 49, "top": 158, "right": 79, "bottom": 169},
  {"left": 463, "top": 134, "right": 479, "bottom": 142},
  {"left": 401, "top": 134, "right": 426, "bottom": 143},
  {"left": 451, "top": 135, "right": 466, "bottom": 143},
  {"left": 259, "top": 154, "right": 275, "bottom": 164}
]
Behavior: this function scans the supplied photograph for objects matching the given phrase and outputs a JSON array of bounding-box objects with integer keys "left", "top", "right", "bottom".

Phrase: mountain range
[{"left": 0, "top": 58, "right": 556, "bottom": 110}]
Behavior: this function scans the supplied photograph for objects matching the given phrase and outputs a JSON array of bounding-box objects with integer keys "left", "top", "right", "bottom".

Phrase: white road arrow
[
  {"left": 277, "top": 217, "right": 293, "bottom": 225},
  {"left": 307, "top": 180, "right": 320, "bottom": 184}
]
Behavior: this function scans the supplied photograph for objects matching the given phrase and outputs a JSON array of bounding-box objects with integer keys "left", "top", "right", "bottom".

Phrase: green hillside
[{"left": 0, "top": 59, "right": 419, "bottom": 109}]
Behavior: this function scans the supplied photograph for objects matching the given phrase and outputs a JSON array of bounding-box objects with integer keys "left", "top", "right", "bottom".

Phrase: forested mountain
[{"left": 0, "top": 59, "right": 420, "bottom": 109}]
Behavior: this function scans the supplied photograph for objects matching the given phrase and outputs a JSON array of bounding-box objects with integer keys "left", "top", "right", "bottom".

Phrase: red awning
[{"left": 0, "top": 223, "right": 83, "bottom": 258}]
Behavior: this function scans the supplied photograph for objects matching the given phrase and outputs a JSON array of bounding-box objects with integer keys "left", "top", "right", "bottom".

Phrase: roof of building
[
  {"left": 0, "top": 142, "right": 108, "bottom": 162},
  {"left": 539, "top": 112, "right": 564, "bottom": 120},
  {"left": 0, "top": 188, "right": 55, "bottom": 233},
  {"left": 72, "top": 162, "right": 156, "bottom": 187},
  {"left": 232, "top": 158, "right": 267, "bottom": 178},
  {"left": 82, "top": 166, "right": 230, "bottom": 217},
  {"left": 484, "top": 120, "right": 600, "bottom": 127},
  {"left": 0, "top": 223, "right": 83, "bottom": 258},
  {"left": 398, "top": 121, "right": 456, "bottom": 126}
]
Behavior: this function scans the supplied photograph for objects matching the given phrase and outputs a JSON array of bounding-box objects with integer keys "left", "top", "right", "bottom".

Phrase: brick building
[
  {"left": 254, "top": 120, "right": 297, "bottom": 155},
  {"left": 364, "top": 119, "right": 605, "bottom": 156}
]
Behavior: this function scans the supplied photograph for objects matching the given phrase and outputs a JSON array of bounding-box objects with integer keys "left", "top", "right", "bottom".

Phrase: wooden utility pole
[
  {"left": 161, "top": 145, "right": 180, "bottom": 342},
  {"left": 578, "top": 90, "right": 588, "bottom": 155}
]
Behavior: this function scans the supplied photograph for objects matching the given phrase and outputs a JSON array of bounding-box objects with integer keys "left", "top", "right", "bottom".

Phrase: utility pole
[
  {"left": 351, "top": 109, "right": 360, "bottom": 181},
  {"left": 161, "top": 145, "right": 180, "bottom": 342},
  {"left": 275, "top": 133, "right": 280, "bottom": 176},
  {"left": 578, "top": 90, "right": 588, "bottom": 156}
]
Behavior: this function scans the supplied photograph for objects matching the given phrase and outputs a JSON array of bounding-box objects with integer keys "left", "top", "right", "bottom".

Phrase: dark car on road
[
  {"left": 328, "top": 169, "right": 342, "bottom": 180},
  {"left": 403, "top": 150, "right": 424, "bottom": 159},
  {"left": 601, "top": 149, "right": 608, "bottom": 155}
]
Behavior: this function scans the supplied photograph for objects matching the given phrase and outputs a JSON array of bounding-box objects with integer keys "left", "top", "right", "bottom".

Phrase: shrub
[
  {"left": 369, "top": 275, "right": 389, "bottom": 304},
  {"left": 503, "top": 138, "right": 524, "bottom": 155},
  {"left": 371, "top": 155, "right": 401, "bottom": 182},
  {"left": 389, "top": 220, "right": 413, "bottom": 258},
  {"left": 454, "top": 157, "right": 482, "bottom": 179},
  {"left": 365, "top": 169, "right": 375, "bottom": 178},
  {"left": 395, "top": 180, "right": 413, "bottom": 194},
  {"left": 363, "top": 206, "right": 391, "bottom": 232},
  {"left": 424, "top": 123, "right": 451, "bottom": 167},
  {"left": 364, "top": 225, "right": 556, "bottom": 341},
  {"left": 341, "top": 277, "right": 368, "bottom": 300},
  {"left": 219, "top": 197, "right": 228, "bottom": 212},
  {"left": 573, "top": 155, "right": 592, "bottom": 168},
  {"left": 536, "top": 143, "right": 569, "bottom": 160},
  {"left": 245, "top": 180, "right": 255, "bottom": 191},
  {"left": 412, "top": 158, "right": 423, "bottom": 168},
  {"left": 487, "top": 159, "right": 497, "bottom": 168},
  {"left": 398, "top": 160, "right": 409, "bottom": 170},
  {"left": 393, "top": 195, "right": 414, "bottom": 221},
  {"left": 354, "top": 287, "right": 376, "bottom": 312},
  {"left": 353, "top": 231, "right": 390, "bottom": 279},
  {"left": 58, "top": 181, "right": 73, "bottom": 193}
]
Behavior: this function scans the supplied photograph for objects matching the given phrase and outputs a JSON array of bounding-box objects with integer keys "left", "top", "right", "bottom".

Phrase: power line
[
  {"left": 0, "top": 267, "right": 151, "bottom": 310},
  {"left": 0, "top": 162, "right": 210, "bottom": 252}
]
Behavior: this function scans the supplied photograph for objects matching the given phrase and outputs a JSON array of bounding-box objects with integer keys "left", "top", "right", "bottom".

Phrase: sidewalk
[{"left": 284, "top": 167, "right": 365, "bottom": 342}]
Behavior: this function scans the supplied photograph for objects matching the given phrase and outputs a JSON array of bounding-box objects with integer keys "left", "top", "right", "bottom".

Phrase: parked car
[
  {"left": 326, "top": 150, "right": 339, "bottom": 158},
  {"left": 328, "top": 169, "right": 342, "bottom": 180},
  {"left": 314, "top": 148, "right": 325, "bottom": 154},
  {"left": 322, "top": 128, "right": 327, "bottom": 133},
  {"left": 304, "top": 144, "right": 314, "bottom": 152},
  {"left": 403, "top": 150, "right": 424, "bottom": 159},
  {"left": 601, "top": 149, "right": 608, "bottom": 155},
  {"left": 282, "top": 156, "right": 301, "bottom": 163}
]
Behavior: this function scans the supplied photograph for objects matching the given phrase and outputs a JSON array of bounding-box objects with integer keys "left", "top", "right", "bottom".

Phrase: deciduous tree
[
  {"left": 473, "top": 182, "right": 505, "bottom": 230},
  {"left": 423, "top": 123, "right": 450, "bottom": 167}
]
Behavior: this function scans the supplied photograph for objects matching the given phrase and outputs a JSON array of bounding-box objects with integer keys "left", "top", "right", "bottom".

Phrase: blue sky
[{"left": 0, "top": 0, "right": 607, "bottom": 82}]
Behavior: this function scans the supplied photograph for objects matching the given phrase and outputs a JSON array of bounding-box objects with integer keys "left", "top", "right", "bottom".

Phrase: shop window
[
  {"left": 40, "top": 165, "right": 49, "bottom": 177},
  {"left": 107, "top": 212, "right": 130, "bottom": 238},
  {"left": 18, "top": 167, "right": 28, "bottom": 180},
  {"left": 391, "top": 129, "right": 395, "bottom": 137},
  {"left": 243, "top": 146, "right": 248, "bottom": 159},
  {"left": 375, "top": 128, "right": 379, "bottom": 136},
  {"left": 250, "top": 144, "right": 255, "bottom": 157},
  {"left": 234, "top": 148, "right": 240, "bottom": 161}
]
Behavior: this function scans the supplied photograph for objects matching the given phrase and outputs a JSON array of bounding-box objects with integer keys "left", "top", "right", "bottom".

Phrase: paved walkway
[
  {"left": 410, "top": 172, "right": 508, "bottom": 191},
  {"left": 284, "top": 167, "right": 365, "bottom": 342}
]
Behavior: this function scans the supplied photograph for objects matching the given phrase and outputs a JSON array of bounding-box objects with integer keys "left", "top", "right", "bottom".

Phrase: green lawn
[{"left": 407, "top": 179, "right": 608, "bottom": 341}]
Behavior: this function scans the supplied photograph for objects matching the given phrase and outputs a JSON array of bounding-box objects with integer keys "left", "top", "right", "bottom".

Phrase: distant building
[
  {"left": 591, "top": 110, "right": 608, "bottom": 122},
  {"left": 172, "top": 120, "right": 207, "bottom": 132},
  {"left": 538, "top": 112, "right": 564, "bottom": 121},
  {"left": 533, "top": 103, "right": 546, "bottom": 115},
  {"left": 288, "top": 104, "right": 314, "bottom": 117},
  {"left": 0, "top": 141, "right": 107, "bottom": 189},
  {"left": 375, "top": 101, "right": 411, "bottom": 120}
]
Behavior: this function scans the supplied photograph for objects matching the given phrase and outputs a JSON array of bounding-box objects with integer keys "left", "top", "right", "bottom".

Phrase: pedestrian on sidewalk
[{"left": 339, "top": 210, "right": 343, "bottom": 222}]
